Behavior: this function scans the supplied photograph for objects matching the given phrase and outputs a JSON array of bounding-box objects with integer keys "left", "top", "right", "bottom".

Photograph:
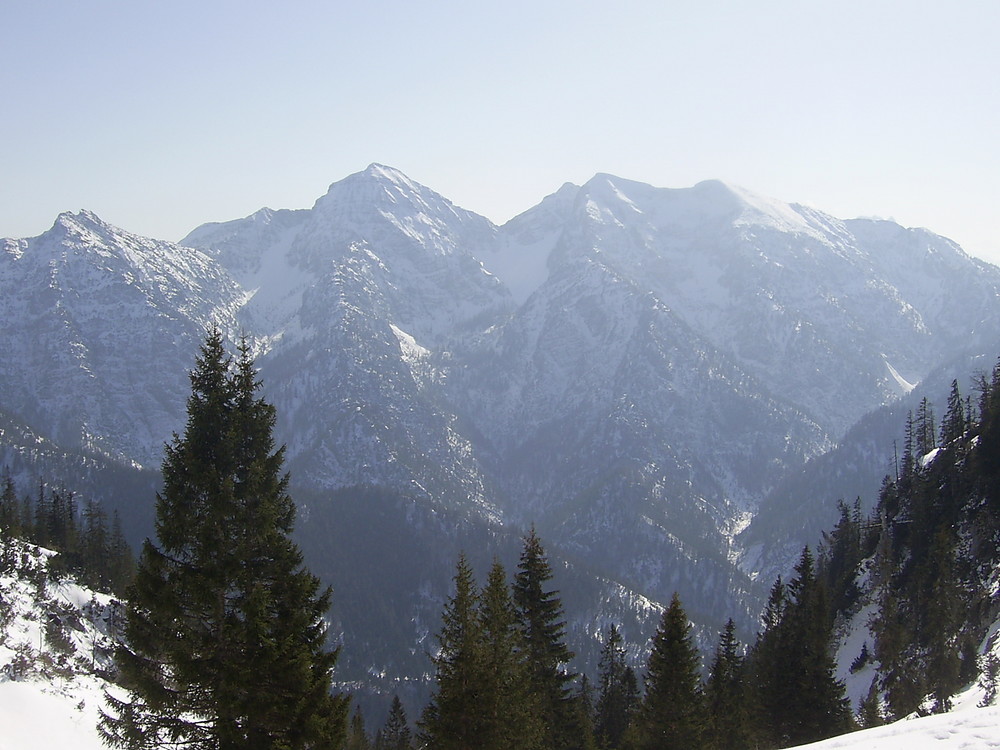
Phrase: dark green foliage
[
  {"left": 748, "top": 550, "right": 850, "bottom": 748},
  {"left": 478, "top": 559, "right": 544, "bottom": 750},
  {"left": 746, "top": 577, "right": 785, "bottom": 747},
  {"left": 915, "top": 396, "right": 937, "bottom": 456},
  {"left": 704, "top": 618, "right": 750, "bottom": 750},
  {"left": 849, "top": 642, "right": 870, "bottom": 674},
  {"left": 513, "top": 528, "right": 584, "bottom": 750},
  {"left": 941, "top": 379, "right": 967, "bottom": 445},
  {"left": 857, "top": 680, "right": 884, "bottom": 728},
  {"left": 783, "top": 549, "right": 852, "bottom": 743},
  {"left": 419, "top": 554, "right": 485, "bottom": 750},
  {"left": 818, "top": 500, "right": 864, "bottom": 616},
  {"left": 346, "top": 707, "right": 373, "bottom": 750},
  {"left": 594, "top": 624, "right": 637, "bottom": 750},
  {"left": 574, "top": 674, "right": 599, "bottom": 750},
  {"left": 629, "top": 593, "right": 704, "bottom": 750},
  {"left": 978, "top": 654, "right": 1000, "bottom": 707},
  {"left": 866, "top": 374, "right": 1000, "bottom": 719},
  {"left": 100, "top": 330, "right": 347, "bottom": 750},
  {"left": 421, "top": 555, "right": 546, "bottom": 750},
  {"left": 0, "top": 469, "right": 21, "bottom": 541},
  {"left": 0, "top": 469, "right": 133, "bottom": 593},
  {"left": 375, "top": 695, "right": 413, "bottom": 750}
]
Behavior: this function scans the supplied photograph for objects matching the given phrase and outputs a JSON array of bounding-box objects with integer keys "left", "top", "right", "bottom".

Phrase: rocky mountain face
[
  {"left": 0, "top": 211, "right": 244, "bottom": 466},
  {"left": 4, "top": 164, "right": 1000, "bottom": 693}
]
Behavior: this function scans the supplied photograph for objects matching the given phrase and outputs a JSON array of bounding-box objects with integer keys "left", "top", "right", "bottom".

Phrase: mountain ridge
[{"left": 4, "top": 165, "right": 1000, "bottom": 696}]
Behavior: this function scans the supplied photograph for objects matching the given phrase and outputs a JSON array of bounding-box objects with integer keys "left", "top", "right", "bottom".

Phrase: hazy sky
[{"left": 3, "top": 1, "right": 998, "bottom": 262}]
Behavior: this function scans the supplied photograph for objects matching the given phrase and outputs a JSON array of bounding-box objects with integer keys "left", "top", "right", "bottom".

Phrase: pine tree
[
  {"left": 478, "top": 559, "right": 543, "bottom": 750},
  {"left": 780, "top": 548, "right": 852, "bottom": 745},
  {"left": 100, "top": 330, "right": 347, "bottom": 750},
  {"left": 574, "top": 674, "right": 599, "bottom": 750},
  {"left": 0, "top": 468, "right": 20, "bottom": 540},
  {"left": 108, "top": 510, "right": 135, "bottom": 594},
  {"left": 594, "top": 624, "right": 635, "bottom": 749},
  {"left": 376, "top": 695, "right": 413, "bottom": 750},
  {"left": 921, "top": 527, "right": 963, "bottom": 712},
  {"left": 819, "top": 500, "right": 863, "bottom": 615},
  {"left": 941, "top": 379, "right": 967, "bottom": 445},
  {"left": 704, "top": 618, "right": 749, "bottom": 750},
  {"left": 630, "top": 593, "right": 703, "bottom": 750},
  {"left": 346, "top": 707, "right": 373, "bottom": 750},
  {"left": 80, "top": 497, "right": 111, "bottom": 590},
  {"left": 915, "top": 397, "right": 937, "bottom": 456},
  {"left": 513, "top": 527, "right": 582, "bottom": 750},
  {"left": 420, "top": 553, "right": 484, "bottom": 749},
  {"left": 0, "top": 469, "right": 17, "bottom": 574},
  {"left": 747, "top": 576, "right": 787, "bottom": 747}
]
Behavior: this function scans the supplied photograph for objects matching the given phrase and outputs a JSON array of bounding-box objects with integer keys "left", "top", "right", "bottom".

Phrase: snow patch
[
  {"left": 390, "top": 323, "right": 429, "bottom": 363},
  {"left": 883, "top": 356, "right": 917, "bottom": 393}
]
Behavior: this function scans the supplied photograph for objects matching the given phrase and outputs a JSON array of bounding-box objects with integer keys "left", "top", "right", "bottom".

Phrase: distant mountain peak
[
  {"left": 362, "top": 162, "right": 413, "bottom": 185},
  {"left": 52, "top": 208, "right": 112, "bottom": 236}
]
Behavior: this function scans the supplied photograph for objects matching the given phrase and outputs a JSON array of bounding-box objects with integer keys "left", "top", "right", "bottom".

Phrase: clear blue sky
[{"left": 3, "top": 1, "right": 998, "bottom": 262}]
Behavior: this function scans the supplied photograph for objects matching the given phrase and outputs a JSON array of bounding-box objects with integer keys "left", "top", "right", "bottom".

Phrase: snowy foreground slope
[
  {"left": 0, "top": 677, "right": 107, "bottom": 750},
  {"left": 0, "top": 540, "right": 117, "bottom": 750},
  {"left": 794, "top": 705, "right": 1000, "bottom": 749}
]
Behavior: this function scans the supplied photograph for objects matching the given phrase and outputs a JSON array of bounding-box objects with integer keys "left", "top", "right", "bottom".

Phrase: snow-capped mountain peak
[{"left": 308, "top": 164, "right": 497, "bottom": 258}]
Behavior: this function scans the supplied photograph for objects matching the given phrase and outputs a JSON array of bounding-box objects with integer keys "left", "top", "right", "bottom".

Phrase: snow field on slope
[{"left": 0, "top": 540, "right": 117, "bottom": 750}]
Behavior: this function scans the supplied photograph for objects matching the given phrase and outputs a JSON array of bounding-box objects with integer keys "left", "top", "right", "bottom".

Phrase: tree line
[
  {"left": 0, "top": 470, "right": 133, "bottom": 593},
  {"left": 394, "top": 535, "right": 851, "bottom": 750},
  {"left": 855, "top": 371, "right": 1000, "bottom": 720},
  {"left": 369, "top": 365, "right": 1000, "bottom": 748}
]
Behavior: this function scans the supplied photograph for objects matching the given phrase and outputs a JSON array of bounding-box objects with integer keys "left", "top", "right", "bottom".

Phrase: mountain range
[{"left": 3, "top": 164, "right": 1000, "bottom": 700}]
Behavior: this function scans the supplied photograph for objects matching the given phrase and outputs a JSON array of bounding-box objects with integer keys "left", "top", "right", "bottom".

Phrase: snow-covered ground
[
  {"left": 794, "top": 705, "right": 1000, "bottom": 749},
  {"left": 0, "top": 675, "right": 107, "bottom": 750},
  {"left": 0, "top": 540, "right": 117, "bottom": 750}
]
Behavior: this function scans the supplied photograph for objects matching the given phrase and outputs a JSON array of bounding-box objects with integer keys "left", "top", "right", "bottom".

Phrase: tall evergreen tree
[
  {"left": 779, "top": 548, "right": 852, "bottom": 746},
  {"left": 819, "top": 500, "right": 863, "bottom": 615},
  {"left": 704, "top": 618, "right": 750, "bottom": 750},
  {"left": 375, "top": 695, "right": 413, "bottom": 750},
  {"left": 513, "top": 527, "right": 582, "bottom": 750},
  {"left": 915, "top": 397, "right": 937, "bottom": 457},
  {"left": 346, "top": 707, "right": 373, "bottom": 750},
  {"left": 478, "top": 559, "right": 543, "bottom": 750},
  {"left": 574, "top": 674, "right": 599, "bottom": 750},
  {"left": 420, "top": 553, "right": 484, "bottom": 750},
  {"left": 108, "top": 510, "right": 135, "bottom": 594},
  {"left": 629, "top": 593, "right": 703, "bottom": 750},
  {"left": 594, "top": 624, "right": 636, "bottom": 749},
  {"left": 941, "top": 379, "right": 967, "bottom": 445},
  {"left": 100, "top": 330, "right": 347, "bottom": 750},
  {"left": 747, "top": 576, "right": 787, "bottom": 747},
  {"left": 80, "top": 497, "right": 111, "bottom": 590},
  {"left": 0, "top": 468, "right": 20, "bottom": 540}
]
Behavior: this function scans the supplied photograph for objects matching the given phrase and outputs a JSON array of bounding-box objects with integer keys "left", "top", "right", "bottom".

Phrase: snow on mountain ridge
[
  {"left": 484, "top": 182, "right": 580, "bottom": 304},
  {"left": 310, "top": 163, "right": 498, "bottom": 258},
  {"left": 0, "top": 211, "right": 245, "bottom": 464}
]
